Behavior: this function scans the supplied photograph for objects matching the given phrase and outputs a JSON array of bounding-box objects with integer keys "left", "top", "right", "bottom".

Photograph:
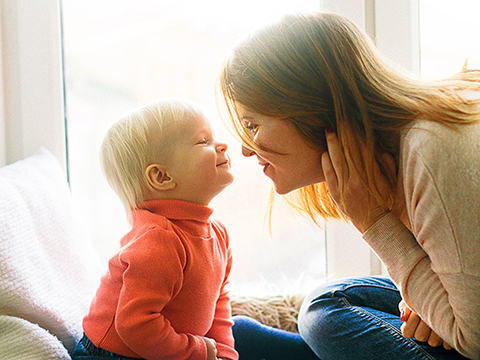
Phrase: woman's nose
[{"left": 241, "top": 145, "right": 255, "bottom": 157}]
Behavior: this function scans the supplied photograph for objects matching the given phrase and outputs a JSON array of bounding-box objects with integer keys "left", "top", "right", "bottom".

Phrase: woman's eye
[{"left": 244, "top": 121, "right": 258, "bottom": 134}]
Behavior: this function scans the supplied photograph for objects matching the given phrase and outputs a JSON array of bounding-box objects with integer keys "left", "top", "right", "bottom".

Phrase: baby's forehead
[
  {"left": 154, "top": 114, "right": 211, "bottom": 146},
  {"left": 171, "top": 114, "right": 213, "bottom": 134}
]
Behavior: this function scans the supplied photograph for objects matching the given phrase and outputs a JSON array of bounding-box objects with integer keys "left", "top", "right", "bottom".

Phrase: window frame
[
  {"left": 320, "top": 0, "right": 420, "bottom": 278},
  {"left": 0, "top": 0, "right": 67, "bottom": 170}
]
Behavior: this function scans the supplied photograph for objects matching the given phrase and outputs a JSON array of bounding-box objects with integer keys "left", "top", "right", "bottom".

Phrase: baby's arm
[
  {"left": 205, "top": 280, "right": 237, "bottom": 360},
  {"left": 116, "top": 228, "right": 208, "bottom": 359},
  {"left": 204, "top": 227, "right": 238, "bottom": 360}
]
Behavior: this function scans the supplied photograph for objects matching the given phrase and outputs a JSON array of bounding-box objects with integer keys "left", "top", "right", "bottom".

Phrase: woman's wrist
[{"left": 355, "top": 210, "right": 392, "bottom": 234}]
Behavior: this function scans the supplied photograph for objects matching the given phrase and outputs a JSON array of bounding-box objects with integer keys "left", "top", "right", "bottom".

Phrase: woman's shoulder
[
  {"left": 399, "top": 118, "right": 480, "bottom": 187},
  {"left": 401, "top": 118, "right": 480, "bottom": 156}
]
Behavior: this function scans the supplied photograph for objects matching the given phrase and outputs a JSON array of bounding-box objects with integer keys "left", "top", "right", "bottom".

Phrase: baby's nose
[{"left": 216, "top": 142, "right": 228, "bottom": 152}]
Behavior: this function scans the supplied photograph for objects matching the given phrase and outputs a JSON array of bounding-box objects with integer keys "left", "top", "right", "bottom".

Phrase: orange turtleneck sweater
[{"left": 83, "top": 199, "right": 238, "bottom": 360}]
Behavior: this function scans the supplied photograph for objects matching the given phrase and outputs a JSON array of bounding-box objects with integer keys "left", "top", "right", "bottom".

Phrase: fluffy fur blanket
[{"left": 230, "top": 293, "right": 306, "bottom": 333}]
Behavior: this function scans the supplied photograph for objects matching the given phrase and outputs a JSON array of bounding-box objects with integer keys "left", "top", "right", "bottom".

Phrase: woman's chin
[
  {"left": 272, "top": 183, "right": 294, "bottom": 195},
  {"left": 273, "top": 180, "right": 325, "bottom": 195}
]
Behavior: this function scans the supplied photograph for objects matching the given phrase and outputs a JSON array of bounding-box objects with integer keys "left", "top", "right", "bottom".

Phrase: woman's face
[{"left": 237, "top": 105, "right": 326, "bottom": 195}]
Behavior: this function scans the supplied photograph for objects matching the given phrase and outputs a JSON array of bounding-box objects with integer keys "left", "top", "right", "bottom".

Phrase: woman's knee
[
  {"left": 298, "top": 277, "right": 396, "bottom": 341},
  {"left": 298, "top": 281, "right": 341, "bottom": 343}
]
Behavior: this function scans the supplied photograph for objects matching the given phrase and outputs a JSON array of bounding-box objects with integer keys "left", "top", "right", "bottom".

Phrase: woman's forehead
[{"left": 234, "top": 103, "right": 262, "bottom": 120}]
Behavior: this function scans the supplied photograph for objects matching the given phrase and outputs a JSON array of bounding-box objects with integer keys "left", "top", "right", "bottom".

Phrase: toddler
[{"left": 72, "top": 98, "right": 237, "bottom": 360}]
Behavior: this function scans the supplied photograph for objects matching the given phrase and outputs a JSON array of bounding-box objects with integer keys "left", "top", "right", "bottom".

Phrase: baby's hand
[{"left": 202, "top": 337, "right": 218, "bottom": 360}]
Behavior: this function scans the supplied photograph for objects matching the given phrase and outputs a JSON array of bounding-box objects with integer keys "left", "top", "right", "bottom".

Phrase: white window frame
[
  {"left": 0, "top": 0, "right": 66, "bottom": 170},
  {"left": 0, "top": 0, "right": 420, "bottom": 280},
  {"left": 321, "top": 0, "right": 420, "bottom": 279}
]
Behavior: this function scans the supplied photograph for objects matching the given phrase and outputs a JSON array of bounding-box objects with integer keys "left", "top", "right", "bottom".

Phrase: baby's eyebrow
[{"left": 194, "top": 128, "right": 214, "bottom": 139}]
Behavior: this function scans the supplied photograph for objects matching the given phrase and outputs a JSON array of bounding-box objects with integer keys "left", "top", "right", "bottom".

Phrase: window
[
  {"left": 62, "top": 0, "right": 325, "bottom": 295},
  {"left": 7, "top": 0, "right": 476, "bottom": 294},
  {"left": 419, "top": 0, "right": 480, "bottom": 78}
]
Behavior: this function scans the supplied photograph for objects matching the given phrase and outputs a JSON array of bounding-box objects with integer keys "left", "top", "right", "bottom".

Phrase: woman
[{"left": 218, "top": 12, "right": 480, "bottom": 360}]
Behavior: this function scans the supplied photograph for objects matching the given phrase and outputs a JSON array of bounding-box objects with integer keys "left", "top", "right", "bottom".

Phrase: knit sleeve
[
  {"left": 205, "top": 221, "right": 238, "bottom": 360},
  {"left": 115, "top": 228, "right": 207, "bottom": 360},
  {"left": 363, "top": 121, "right": 480, "bottom": 359}
]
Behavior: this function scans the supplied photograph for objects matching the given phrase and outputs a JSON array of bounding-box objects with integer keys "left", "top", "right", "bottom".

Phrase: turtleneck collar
[{"left": 134, "top": 199, "right": 215, "bottom": 238}]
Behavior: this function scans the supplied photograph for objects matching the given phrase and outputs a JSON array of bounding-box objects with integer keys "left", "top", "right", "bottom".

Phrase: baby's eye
[{"left": 197, "top": 138, "right": 209, "bottom": 145}]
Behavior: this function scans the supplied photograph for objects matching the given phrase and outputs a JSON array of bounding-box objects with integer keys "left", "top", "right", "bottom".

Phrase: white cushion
[
  {"left": 0, "top": 315, "right": 70, "bottom": 360},
  {"left": 0, "top": 148, "right": 101, "bottom": 357}
]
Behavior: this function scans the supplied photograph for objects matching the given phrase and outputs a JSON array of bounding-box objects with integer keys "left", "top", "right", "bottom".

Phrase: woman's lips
[{"left": 259, "top": 162, "right": 269, "bottom": 173}]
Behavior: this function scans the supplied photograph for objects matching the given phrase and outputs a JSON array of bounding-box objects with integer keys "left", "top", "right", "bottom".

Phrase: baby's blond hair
[{"left": 101, "top": 98, "right": 206, "bottom": 212}]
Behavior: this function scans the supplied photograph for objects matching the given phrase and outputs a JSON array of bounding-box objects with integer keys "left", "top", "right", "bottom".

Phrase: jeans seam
[
  {"left": 346, "top": 302, "right": 437, "bottom": 360},
  {"left": 335, "top": 282, "right": 398, "bottom": 295}
]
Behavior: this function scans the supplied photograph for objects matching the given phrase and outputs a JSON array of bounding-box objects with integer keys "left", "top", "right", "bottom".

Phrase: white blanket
[
  {"left": 0, "top": 315, "right": 70, "bottom": 359},
  {"left": 0, "top": 148, "right": 101, "bottom": 359}
]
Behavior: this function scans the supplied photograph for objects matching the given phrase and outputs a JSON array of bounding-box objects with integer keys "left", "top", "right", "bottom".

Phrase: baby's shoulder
[
  {"left": 211, "top": 218, "right": 228, "bottom": 234},
  {"left": 122, "top": 217, "right": 180, "bottom": 250}
]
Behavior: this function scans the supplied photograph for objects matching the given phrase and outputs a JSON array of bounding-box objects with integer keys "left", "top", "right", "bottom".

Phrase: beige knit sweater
[{"left": 364, "top": 119, "right": 480, "bottom": 359}]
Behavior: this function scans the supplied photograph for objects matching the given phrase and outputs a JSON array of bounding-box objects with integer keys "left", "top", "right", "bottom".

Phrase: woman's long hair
[{"left": 218, "top": 12, "right": 480, "bottom": 223}]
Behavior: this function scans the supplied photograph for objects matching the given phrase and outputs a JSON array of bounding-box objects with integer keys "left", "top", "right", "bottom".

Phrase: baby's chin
[
  {"left": 209, "top": 176, "right": 235, "bottom": 202},
  {"left": 221, "top": 175, "right": 235, "bottom": 190}
]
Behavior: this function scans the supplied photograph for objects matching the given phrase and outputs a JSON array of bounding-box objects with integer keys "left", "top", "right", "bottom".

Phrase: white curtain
[{"left": 0, "top": 0, "right": 66, "bottom": 169}]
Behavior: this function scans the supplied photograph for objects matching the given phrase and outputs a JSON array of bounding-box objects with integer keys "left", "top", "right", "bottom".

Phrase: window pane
[
  {"left": 419, "top": 0, "right": 480, "bottom": 78},
  {"left": 62, "top": 0, "right": 325, "bottom": 295}
]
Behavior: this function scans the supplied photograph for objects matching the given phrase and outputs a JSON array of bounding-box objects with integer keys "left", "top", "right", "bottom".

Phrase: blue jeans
[
  {"left": 71, "top": 334, "right": 142, "bottom": 360},
  {"left": 298, "top": 276, "right": 469, "bottom": 360},
  {"left": 232, "top": 315, "right": 319, "bottom": 360}
]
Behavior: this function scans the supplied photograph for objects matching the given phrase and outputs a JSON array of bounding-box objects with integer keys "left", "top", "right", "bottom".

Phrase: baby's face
[{"left": 163, "top": 115, "right": 234, "bottom": 205}]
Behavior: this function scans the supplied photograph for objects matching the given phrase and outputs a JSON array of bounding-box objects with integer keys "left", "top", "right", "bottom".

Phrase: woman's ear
[{"left": 145, "top": 164, "right": 176, "bottom": 191}]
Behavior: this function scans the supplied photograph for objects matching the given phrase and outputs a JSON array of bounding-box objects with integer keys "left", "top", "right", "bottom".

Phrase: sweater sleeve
[
  {"left": 205, "top": 222, "right": 238, "bottom": 360},
  {"left": 115, "top": 228, "right": 207, "bottom": 360},
  {"left": 363, "top": 121, "right": 480, "bottom": 359}
]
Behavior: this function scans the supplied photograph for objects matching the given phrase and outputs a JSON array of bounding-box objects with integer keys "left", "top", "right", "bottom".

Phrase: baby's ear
[{"left": 145, "top": 164, "right": 176, "bottom": 191}]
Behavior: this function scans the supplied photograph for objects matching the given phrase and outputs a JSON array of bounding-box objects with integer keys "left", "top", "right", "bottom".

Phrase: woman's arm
[
  {"left": 322, "top": 125, "right": 480, "bottom": 358},
  {"left": 365, "top": 122, "right": 480, "bottom": 359}
]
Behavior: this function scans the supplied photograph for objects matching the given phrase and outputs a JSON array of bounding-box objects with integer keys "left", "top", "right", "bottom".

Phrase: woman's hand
[
  {"left": 321, "top": 129, "right": 396, "bottom": 233},
  {"left": 398, "top": 300, "right": 452, "bottom": 350}
]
